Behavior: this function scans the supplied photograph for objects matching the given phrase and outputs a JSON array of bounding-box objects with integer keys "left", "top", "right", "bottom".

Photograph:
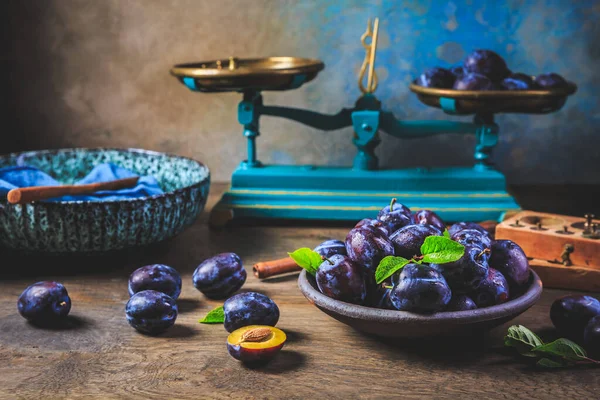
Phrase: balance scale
[{"left": 170, "top": 18, "right": 576, "bottom": 227}]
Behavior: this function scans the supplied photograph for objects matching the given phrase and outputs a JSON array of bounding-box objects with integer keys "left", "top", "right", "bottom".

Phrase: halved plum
[{"left": 226, "top": 325, "right": 286, "bottom": 364}]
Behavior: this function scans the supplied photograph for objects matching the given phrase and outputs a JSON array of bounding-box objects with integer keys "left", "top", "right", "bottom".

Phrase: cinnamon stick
[
  {"left": 7, "top": 177, "right": 139, "bottom": 204},
  {"left": 253, "top": 257, "right": 301, "bottom": 279}
]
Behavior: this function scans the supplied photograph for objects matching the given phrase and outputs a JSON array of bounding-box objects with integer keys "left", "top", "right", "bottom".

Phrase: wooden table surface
[{"left": 1, "top": 183, "right": 599, "bottom": 399}]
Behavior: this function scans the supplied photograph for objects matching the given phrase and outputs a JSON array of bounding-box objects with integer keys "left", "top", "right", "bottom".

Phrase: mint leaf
[
  {"left": 199, "top": 305, "right": 224, "bottom": 324},
  {"left": 443, "top": 229, "right": 450, "bottom": 238},
  {"left": 288, "top": 248, "right": 323, "bottom": 275},
  {"left": 375, "top": 256, "right": 410, "bottom": 284},
  {"left": 537, "top": 358, "right": 567, "bottom": 368},
  {"left": 420, "top": 236, "right": 465, "bottom": 264},
  {"left": 532, "top": 338, "right": 589, "bottom": 362},
  {"left": 504, "top": 325, "right": 544, "bottom": 357}
]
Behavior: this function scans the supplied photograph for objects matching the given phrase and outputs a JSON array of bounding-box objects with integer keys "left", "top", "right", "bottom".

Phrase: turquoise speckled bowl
[{"left": 0, "top": 148, "right": 210, "bottom": 253}]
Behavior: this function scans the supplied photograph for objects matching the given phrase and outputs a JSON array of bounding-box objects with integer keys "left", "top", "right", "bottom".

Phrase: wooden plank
[{"left": 0, "top": 184, "right": 599, "bottom": 399}]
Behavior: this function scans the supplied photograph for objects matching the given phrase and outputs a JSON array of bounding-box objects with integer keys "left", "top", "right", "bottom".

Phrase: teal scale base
[{"left": 209, "top": 164, "right": 520, "bottom": 226}]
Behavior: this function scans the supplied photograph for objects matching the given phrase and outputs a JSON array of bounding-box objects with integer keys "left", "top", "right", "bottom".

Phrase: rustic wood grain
[{"left": 1, "top": 183, "right": 599, "bottom": 399}]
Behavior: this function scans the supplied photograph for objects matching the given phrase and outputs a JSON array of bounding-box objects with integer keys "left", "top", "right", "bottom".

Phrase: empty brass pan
[{"left": 170, "top": 56, "right": 325, "bottom": 93}]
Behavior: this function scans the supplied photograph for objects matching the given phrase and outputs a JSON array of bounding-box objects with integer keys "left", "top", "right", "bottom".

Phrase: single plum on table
[
  {"left": 489, "top": 240, "right": 530, "bottom": 286},
  {"left": 411, "top": 209, "right": 446, "bottom": 231},
  {"left": 227, "top": 325, "right": 286, "bottom": 365},
  {"left": 584, "top": 316, "right": 600, "bottom": 359},
  {"left": 377, "top": 199, "right": 412, "bottom": 234},
  {"left": 534, "top": 73, "right": 568, "bottom": 89},
  {"left": 128, "top": 264, "right": 182, "bottom": 300},
  {"left": 434, "top": 246, "right": 490, "bottom": 293},
  {"left": 463, "top": 49, "right": 510, "bottom": 82},
  {"left": 125, "top": 290, "right": 177, "bottom": 335},
  {"left": 453, "top": 73, "right": 494, "bottom": 90},
  {"left": 193, "top": 253, "right": 246, "bottom": 299},
  {"left": 446, "top": 295, "right": 478, "bottom": 311},
  {"left": 416, "top": 67, "right": 456, "bottom": 89},
  {"left": 389, "top": 263, "right": 452, "bottom": 313},
  {"left": 345, "top": 226, "right": 395, "bottom": 274},
  {"left": 223, "top": 292, "right": 280, "bottom": 333},
  {"left": 316, "top": 254, "right": 366, "bottom": 305},
  {"left": 313, "top": 239, "right": 347, "bottom": 258},
  {"left": 389, "top": 224, "right": 441, "bottom": 259},
  {"left": 550, "top": 295, "right": 600, "bottom": 339},
  {"left": 17, "top": 281, "right": 71, "bottom": 325},
  {"left": 469, "top": 268, "right": 510, "bottom": 308}
]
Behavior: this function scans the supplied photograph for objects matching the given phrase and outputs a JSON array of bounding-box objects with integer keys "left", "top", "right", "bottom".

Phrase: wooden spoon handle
[{"left": 7, "top": 177, "right": 140, "bottom": 204}]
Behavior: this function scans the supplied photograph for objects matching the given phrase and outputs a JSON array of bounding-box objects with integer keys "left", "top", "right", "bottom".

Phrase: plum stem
[
  {"left": 477, "top": 248, "right": 491, "bottom": 260},
  {"left": 322, "top": 257, "right": 334, "bottom": 265},
  {"left": 389, "top": 198, "right": 397, "bottom": 211},
  {"left": 59, "top": 301, "right": 67, "bottom": 307}
]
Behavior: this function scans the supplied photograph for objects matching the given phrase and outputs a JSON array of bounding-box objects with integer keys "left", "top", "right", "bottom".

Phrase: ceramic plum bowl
[
  {"left": 0, "top": 148, "right": 210, "bottom": 254},
  {"left": 298, "top": 269, "right": 542, "bottom": 338}
]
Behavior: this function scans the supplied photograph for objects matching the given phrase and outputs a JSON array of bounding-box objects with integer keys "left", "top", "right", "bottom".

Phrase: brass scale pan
[{"left": 171, "top": 56, "right": 577, "bottom": 115}]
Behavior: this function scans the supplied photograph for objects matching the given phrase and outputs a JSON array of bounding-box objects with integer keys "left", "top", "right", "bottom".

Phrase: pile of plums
[
  {"left": 416, "top": 49, "right": 569, "bottom": 91},
  {"left": 312, "top": 199, "right": 531, "bottom": 314},
  {"left": 550, "top": 294, "right": 600, "bottom": 358}
]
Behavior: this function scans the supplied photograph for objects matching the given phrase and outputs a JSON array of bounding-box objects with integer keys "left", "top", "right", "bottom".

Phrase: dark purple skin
[
  {"left": 390, "top": 224, "right": 442, "bottom": 259},
  {"left": 453, "top": 73, "right": 493, "bottom": 90},
  {"left": 448, "top": 221, "right": 491, "bottom": 238},
  {"left": 354, "top": 218, "right": 389, "bottom": 235},
  {"left": 411, "top": 210, "right": 446, "bottom": 231},
  {"left": 313, "top": 239, "right": 347, "bottom": 258},
  {"left": 125, "top": 290, "right": 177, "bottom": 335},
  {"left": 193, "top": 253, "right": 246, "bottom": 299},
  {"left": 128, "top": 264, "right": 182, "bottom": 300},
  {"left": 501, "top": 73, "right": 538, "bottom": 90},
  {"left": 417, "top": 67, "right": 456, "bottom": 89},
  {"left": 446, "top": 295, "right": 477, "bottom": 311},
  {"left": 535, "top": 73, "right": 568, "bottom": 89},
  {"left": 376, "top": 200, "right": 412, "bottom": 234},
  {"left": 463, "top": 49, "right": 510, "bottom": 82},
  {"left": 223, "top": 292, "right": 280, "bottom": 333},
  {"left": 316, "top": 254, "right": 367, "bottom": 305},
  {"left": 389, "top": 263, "right": 452, "bottom": 313},
  {"left": 488, "top": 240, "right": 530, "bottom": 286},
  {"left": 227, "top": 339, "right": 284, "bottom": 365},
  {"left": 584, "top": 315, "right": 600, "bottom": 359},
  {"left": 17, "top": 281, "right": 71, "bottom": 324},
  {"left": 469, "top": 268, "right": 510, "bottom": 308},
  {"left": 451, "top": 229, "right": 492, "bottom": 251},
  {"left": 345, "top": 226, "right": 395, "bottom": 273},
  {"left": 450, "top": 65, "right": 465, "bottom": 78},
  {"left": 550, "top": 295, "right": 600, "bottom": 339},
  {"left": 434, "top": 246, "right": 490, "bottom": 293}
]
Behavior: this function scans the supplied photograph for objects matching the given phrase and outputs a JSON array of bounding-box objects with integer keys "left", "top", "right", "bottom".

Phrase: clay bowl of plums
[
  {"left": 409, "top": 49, "right": 577, "bottom": 114},
  {"left": 297, "top": 201, "right": 543, "bottom": 338}
]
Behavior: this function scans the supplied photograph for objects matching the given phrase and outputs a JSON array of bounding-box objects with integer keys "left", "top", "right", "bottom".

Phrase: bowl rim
[
  {"left": 298, "top": 269, "right": 543, "bottom": 324},
  {"left": 0, "top": 147, "right": 210, "bottom": 205}
]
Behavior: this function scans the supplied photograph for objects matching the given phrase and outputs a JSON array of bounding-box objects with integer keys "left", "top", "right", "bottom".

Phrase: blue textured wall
[{"left": 3, "top": 0, "right": 599, "bottom": 184}]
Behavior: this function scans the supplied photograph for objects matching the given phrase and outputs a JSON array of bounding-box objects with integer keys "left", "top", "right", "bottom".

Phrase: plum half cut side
[{"left": 226, "top": 325, "right": 287, "bottom": 364}]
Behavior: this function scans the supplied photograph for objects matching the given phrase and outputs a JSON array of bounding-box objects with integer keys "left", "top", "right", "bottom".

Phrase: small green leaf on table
[
  {"left": 532, "top": 338, "right": 592, "bottom": 363},
  {"left": 443, "top": 229, "right": 450, "bottom": 238},
  {"left": 199, "top": 305, "right": 225, "bottom": 324},
  {"left": 504, "top": 325, "right": 544, "bottom": 357}
]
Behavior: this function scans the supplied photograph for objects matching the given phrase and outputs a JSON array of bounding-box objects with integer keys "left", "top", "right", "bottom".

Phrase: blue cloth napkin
[{"left": 0, "top": 163, "right": 163, "bottom": 202}]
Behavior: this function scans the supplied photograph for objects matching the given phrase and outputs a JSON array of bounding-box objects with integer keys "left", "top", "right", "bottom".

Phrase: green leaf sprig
[
  {"left": 199, "top": 305, "right": 225, "bottom": 324},
  {"left": 374, "top": 235, "right": 465, "bottom": 284},
  {"left": 288, "top": 248, "right": 325, "bottom": 276},
  {"left": 504, "top": 325, "right": 600, "bottom": 368}
]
